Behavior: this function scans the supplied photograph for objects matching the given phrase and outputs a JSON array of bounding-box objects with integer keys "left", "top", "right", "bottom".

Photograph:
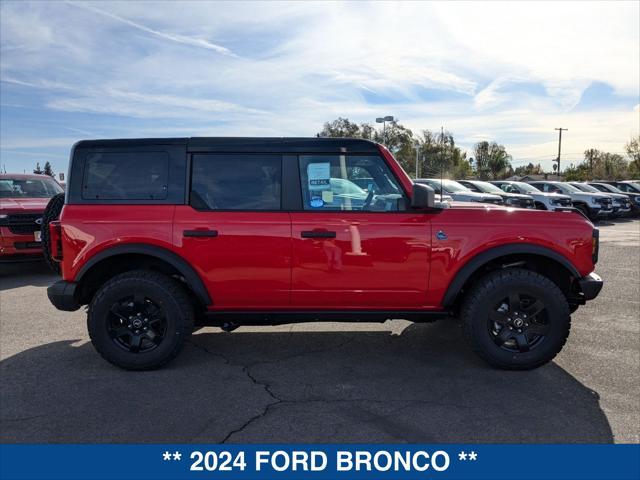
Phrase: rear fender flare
[{"left": 76, "top": 243, "right": 212, "bottom": 306}]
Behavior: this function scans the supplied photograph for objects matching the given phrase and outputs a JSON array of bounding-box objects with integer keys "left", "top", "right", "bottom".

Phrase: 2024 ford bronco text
[{"left": 45, "top": 137, "right": 603, "bottom": 370}]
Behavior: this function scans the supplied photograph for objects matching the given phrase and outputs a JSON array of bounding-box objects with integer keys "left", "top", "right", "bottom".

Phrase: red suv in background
[{"left": 0, "top": 174, "right": 64, "bottom": 262}]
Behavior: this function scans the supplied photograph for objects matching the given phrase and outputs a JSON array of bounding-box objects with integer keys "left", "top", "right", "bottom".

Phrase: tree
[
  {"left": 318, "top": 117, "right": 416, "bottom": 173},
  {"left": 317, "top": 117, "right": 362, "bottom": 138},
  {"left": 43, "top": 161, "right": 54, "bottom": 177},
  {"left": 412, "top": 129, "right": 471, "bottom": 179},
  {"left": 33, "top": 163, "right": 44, "bottom": 175},
  {"left": 473, "top": 141, "right": 513, "bottom": 179},
  {"left": 514, "top": 162, "right": 543, "bottom": 177},
  {"left": 372, "top": 121, "right": 414, "bottom": 172},
  {"left": 625, "top": 135, "right": 640, "bottom": 178},
  {"left": 317, "top": 118, "right": 504, "bottom": 180},
  {"left": 564, "top": 148, "right": 635, "bottom": 181}
]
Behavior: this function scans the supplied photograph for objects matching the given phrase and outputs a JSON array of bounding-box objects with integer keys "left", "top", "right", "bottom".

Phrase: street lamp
[
  {"left": 375, "top": 115, "right": 394, "bottom": 145},
  {"left": 414, "top": 141, "right": 421, "bottom": 179}
]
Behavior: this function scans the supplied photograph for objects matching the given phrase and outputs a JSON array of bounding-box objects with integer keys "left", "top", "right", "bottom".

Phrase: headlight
[
  {"left": 505, "top": 198, "right": 516, "bottom": 205},
  {"left": 0, "top": 214, "right": 7, "bottom": 219}
]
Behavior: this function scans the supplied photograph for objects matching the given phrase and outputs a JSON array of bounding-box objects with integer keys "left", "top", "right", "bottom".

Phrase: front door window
[{"left": 298, "top": 155, "right": 407, "bottom": 212}]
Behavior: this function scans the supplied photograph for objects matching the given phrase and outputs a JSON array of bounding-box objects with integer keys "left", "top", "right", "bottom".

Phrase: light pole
[
  {"left": 375, "top": 115, "right": 394, "bottom": 145},
  {"left": 555, "top": 127, "right": 567, "bottom": 179},
  {"left": 414, "top": 141, "right": 420, "bottom": 179}
]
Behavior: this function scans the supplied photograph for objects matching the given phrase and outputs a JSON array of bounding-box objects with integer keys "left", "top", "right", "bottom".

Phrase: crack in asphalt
[
  {"left": 1, "top": 414, "right": 48, "bottom": 422},
  {"left": 186, "top": 335, "right": 356, "bottom": 442}
]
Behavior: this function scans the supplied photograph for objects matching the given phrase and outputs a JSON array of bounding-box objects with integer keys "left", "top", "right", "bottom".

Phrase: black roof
[{"left": 73, "top": 137, "right": 380, "bottom": 154}]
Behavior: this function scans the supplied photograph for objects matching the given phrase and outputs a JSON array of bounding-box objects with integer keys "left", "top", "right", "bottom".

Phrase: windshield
[
  {"left": 512, "top": 182, "right": 540, "bottom": 193},
  {"left": 429, "top": 179, "right": 471, "bottom": 193},
  {"left": 556, "top": 183, "right": 581, "bottom": 193},
  {"left": 571, "top": 183, "right": 599, "bottom": 193},
  {"left": 471, "top": 181, "right": 504, "bottom": 194},
  {"left": 621, "top": 182, "right": 640, "bottom": 193},
  {"left": 0, "top": 177, "right": 63, "bottom": 198}
]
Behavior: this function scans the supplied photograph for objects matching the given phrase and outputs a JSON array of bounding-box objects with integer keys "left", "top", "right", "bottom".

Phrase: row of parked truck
[{"left": 415, "top": 178, "right": 640, "bottom": 220}]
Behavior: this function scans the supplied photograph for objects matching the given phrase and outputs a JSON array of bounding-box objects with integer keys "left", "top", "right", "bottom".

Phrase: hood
[
  {"left": 528, "top": 191, "right": 571, "bottom": 200},
  {"left": 449, "top": 190, "right": 502, "bottom": 201},
  {"left": 570, "top": 192, "right": 610, "bottom": 201},
  {"left": 600, "top": 192, "right": 628, "bottom": 200},
  {"left": 499, "top": 192, "right": 533, "bottom": 200},
  {"left": 449, "top": 201, "right": 508, "bottom": 210},
  {"left": 0, "top": 197, "right": 51, "bottom": 213}
]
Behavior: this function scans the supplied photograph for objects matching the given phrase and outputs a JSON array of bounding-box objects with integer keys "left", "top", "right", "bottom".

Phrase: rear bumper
[
  {"left": 578, "top": 272, "right": 603, "bottom": 301},
  {"left": 47, "top": 280, "right": 81, "bottom": 311}
]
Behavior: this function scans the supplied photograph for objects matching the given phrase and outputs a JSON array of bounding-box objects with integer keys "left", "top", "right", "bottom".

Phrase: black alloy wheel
[
  {"left": 88, "top": 270, "right": 194, "bottom": 370},
  {"left": 108, "top": 294, "right": 167, "bottom": 353},
  {"left": 461, "top": 268, "right": 571, "bottom": 370},
  {"left": 488, "top": 291, "right": 549, "bottom": 353}
]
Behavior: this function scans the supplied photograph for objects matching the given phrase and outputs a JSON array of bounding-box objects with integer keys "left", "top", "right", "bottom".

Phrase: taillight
[
  {"left": 592, "top": 228, "right": 599, "bottom": 264},
  {"left": 49, "top": 220, "right": 63, "bottom": 261}
]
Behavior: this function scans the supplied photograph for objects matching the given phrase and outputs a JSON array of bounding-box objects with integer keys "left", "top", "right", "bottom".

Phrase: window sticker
[
  {"left": 307, "top": 162, "right": 331, "bottom": 208},
  {"left": 321, "top": 190, "right": 334, "bottom": 203}
]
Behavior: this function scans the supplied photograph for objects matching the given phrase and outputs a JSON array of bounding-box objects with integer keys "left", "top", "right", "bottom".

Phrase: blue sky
[{"left": 1, "top": 1, "right": 638, "bottom": 177}]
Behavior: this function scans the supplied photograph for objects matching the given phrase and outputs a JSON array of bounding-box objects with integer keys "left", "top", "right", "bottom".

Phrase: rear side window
[
  {"left": 82, "top": 152, "right": 169, "bottom": 200},
  {"left": 190, "top": 154, "right": 282, "bottom": 210}
]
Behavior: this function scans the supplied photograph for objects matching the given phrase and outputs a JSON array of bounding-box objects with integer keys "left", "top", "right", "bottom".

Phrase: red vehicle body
[
  {"left": 55, "top": 202, "right": 597, "bottom": 311},
  {"left": 0, "top": 174, "right": 63, "bottom": 261},
  {"left": 46, "top": 138, "right": 602, "bottom": 370}
]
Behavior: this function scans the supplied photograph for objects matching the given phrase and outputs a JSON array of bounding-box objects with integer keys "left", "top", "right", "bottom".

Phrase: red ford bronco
[
  {"left": 45, "top": 138, "right": 602, "bottom": 370},
  {"left": 1, "top": 173, "right": 64, "bottom": 262}
]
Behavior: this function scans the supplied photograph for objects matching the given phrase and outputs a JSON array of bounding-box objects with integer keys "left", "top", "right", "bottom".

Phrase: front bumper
[
  {"left": 578, "top": 272, "right": 603, "bottom": 301},
  {"left": 595, "top": 207, "right": 613, "bottom": 217},
  {"left": 47, "top": 280, "right": 81, "bottom": 311},
  {"left": 0, "top": 227, "right": 44, "bottom": 257}
]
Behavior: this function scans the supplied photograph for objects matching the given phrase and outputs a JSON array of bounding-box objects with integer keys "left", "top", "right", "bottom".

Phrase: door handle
[
  {"left": 183, "top": 229, "right": 218, "bottom": 238},
  {"left": 301, "top": 230, "right": 336, "bottom": 239}
]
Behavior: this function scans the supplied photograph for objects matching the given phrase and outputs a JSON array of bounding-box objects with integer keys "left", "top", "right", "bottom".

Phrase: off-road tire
[
  {"left": 461, "top": 268, "right": 571, "bottom": 370},
  {"left": 41, "top": 193, "right": 65, "bottom": 274},
  {"left": 88, "top": 270, "right": 194, "bottom": 370}
]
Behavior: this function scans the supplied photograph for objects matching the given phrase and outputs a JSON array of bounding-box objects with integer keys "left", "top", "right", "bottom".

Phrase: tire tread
[
  {"left": 88, "top": 270, "right": 194, "bottom": 370},
  {"left": 461, "top": 268, "right": 571, "bottom": 370}
]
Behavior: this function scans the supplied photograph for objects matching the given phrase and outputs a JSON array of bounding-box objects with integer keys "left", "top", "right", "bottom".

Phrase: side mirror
[{"left": 411, "top": 183, "right": 436, "bottom": 209}]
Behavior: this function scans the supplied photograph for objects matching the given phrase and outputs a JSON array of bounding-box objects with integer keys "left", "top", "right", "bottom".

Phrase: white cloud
[
  {"left": 1, "top": 0, "right": 638, "bottom": 174},
  {"left": 67, "top": 1, "right": 236, "bottom": 56}
]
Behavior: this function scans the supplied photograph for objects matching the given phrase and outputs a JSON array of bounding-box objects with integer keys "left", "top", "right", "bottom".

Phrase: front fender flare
[{"left": 441, "top": 243, "right": 581, "bottom": 307}]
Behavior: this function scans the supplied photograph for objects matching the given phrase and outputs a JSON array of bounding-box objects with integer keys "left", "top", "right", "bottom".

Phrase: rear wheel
[
  {"left": 41, "top": 193, "right": 65, "bottom": 274},
  {"left": 88, "top": 270, "right": 194, "bottom": 370},
  {"left": 461, "top": 268, "right": 570, "bottom": 370}
]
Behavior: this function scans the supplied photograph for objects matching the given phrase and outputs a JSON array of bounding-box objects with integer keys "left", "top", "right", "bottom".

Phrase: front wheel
[
  {"left": 88, "top": 270, "right": 194, "bottom": 370},
  {"left": 461, "top": 268, "right": 570, "bottom": 370}
]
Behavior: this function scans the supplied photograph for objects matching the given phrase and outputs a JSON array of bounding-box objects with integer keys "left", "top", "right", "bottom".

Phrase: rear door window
[
  {"left": 82, "top": 152, "right": 169, "bottom": 200},
  {"left": 190, "top": 154, "right": 282, "bottom": 210}
]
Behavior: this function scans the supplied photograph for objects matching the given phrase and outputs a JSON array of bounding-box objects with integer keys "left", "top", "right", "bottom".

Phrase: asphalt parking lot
[{"left": 1, "top": 219, "right": 638, "bottom": 444}]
